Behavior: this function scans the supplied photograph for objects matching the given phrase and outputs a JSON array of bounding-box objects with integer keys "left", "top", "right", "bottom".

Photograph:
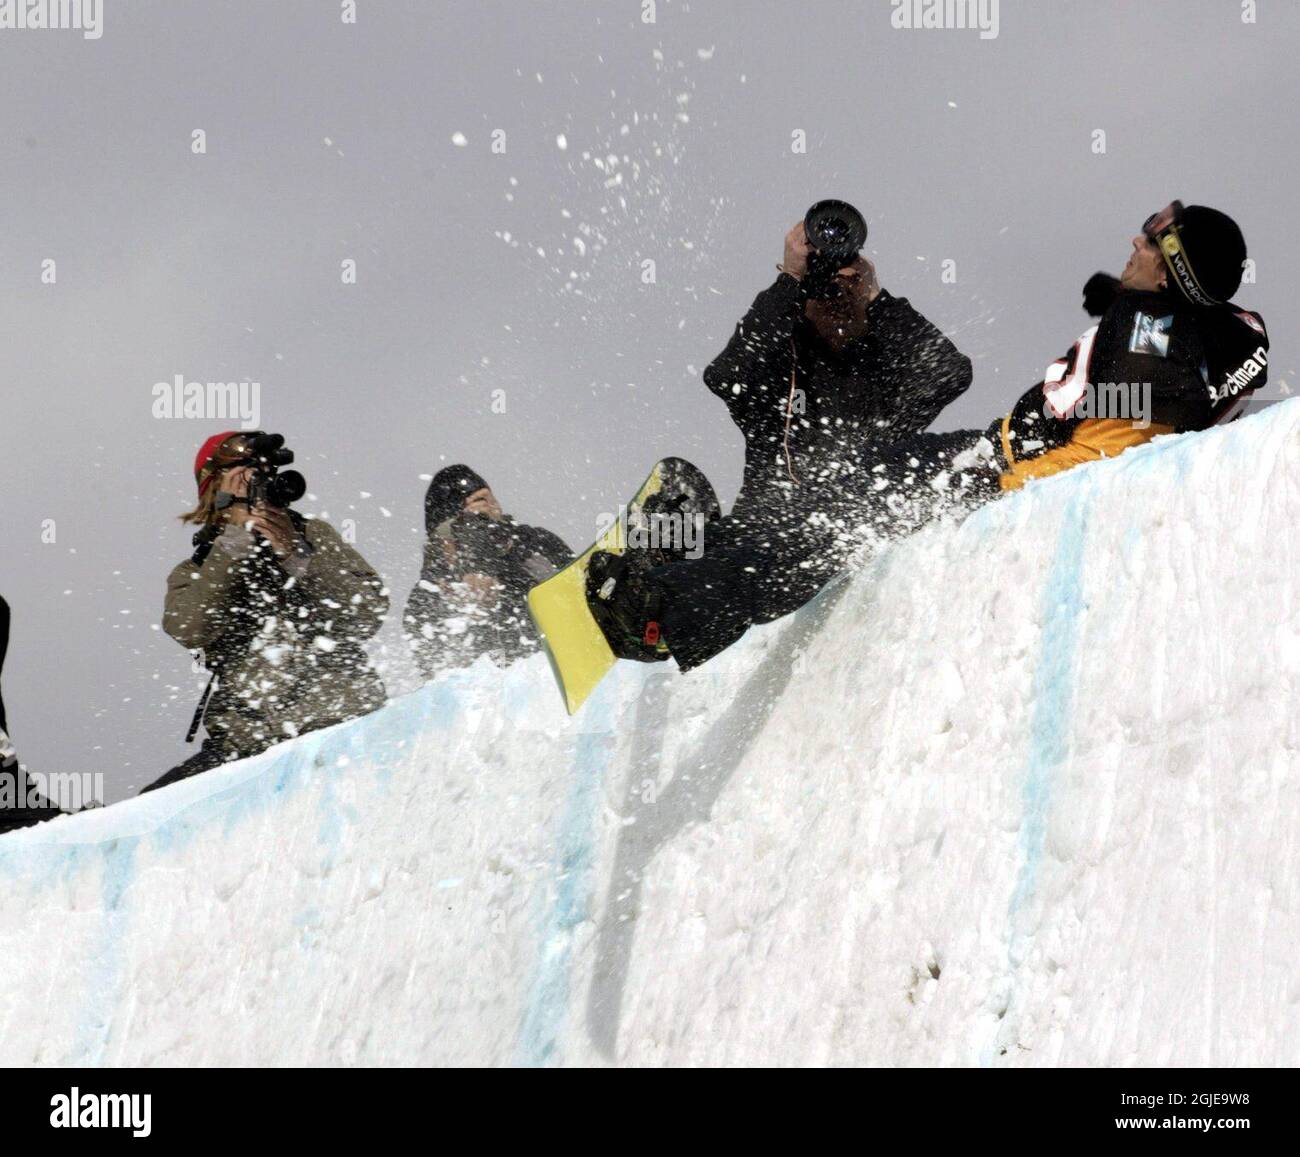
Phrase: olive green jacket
[{"left": 164, "top": 518, "right": 388, "bottom": 754}]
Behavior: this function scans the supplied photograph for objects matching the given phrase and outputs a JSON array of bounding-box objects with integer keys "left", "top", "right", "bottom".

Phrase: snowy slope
[{"left": 2, "top": 401, "right": 1298, "bottom": 1067}]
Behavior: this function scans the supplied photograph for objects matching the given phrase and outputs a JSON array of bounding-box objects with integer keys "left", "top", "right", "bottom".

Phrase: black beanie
[
  {"left": 424, "top": 464, "right": 489, "bottom": 534},
  {"left": 1168, "top": 205, "right": 1247, "bottom": 306}
]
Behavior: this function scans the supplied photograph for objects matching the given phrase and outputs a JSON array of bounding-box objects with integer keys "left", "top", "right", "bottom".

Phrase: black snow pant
[{"left": 654, "top": 430, "right": 1001, "bottom": 670}]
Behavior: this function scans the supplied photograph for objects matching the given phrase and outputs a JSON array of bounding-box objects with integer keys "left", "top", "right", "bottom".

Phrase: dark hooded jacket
[
  {"left": 404, "top": 469, "right": 572, "bottom": 678},
  {"left": 703, "top": 273, "right": 973, "bottom": 511}
]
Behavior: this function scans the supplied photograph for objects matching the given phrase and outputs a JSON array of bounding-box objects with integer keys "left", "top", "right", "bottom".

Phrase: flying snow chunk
[
  {"left": 556, "top": 134, "right": 568, "bottom": 150},
  {"left": 697, "top": 46, "right": 716, "bottom": 60},
  {"left": 451, "top": 132, "right": 468, "bottom": 147}
]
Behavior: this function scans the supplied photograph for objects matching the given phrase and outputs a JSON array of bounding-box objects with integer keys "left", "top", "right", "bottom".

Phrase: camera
[
  {"left": 241, "top": 432, "right": 307, "bottom": 509},
  {"left": 194, "top": 431, "right": 308, "bottom": 565},
  {"left": 802, "top": 199, "right": 868, "bottom": 300},
  {"left": 448, "top": 512, "right": 515, "bottom": 571}
]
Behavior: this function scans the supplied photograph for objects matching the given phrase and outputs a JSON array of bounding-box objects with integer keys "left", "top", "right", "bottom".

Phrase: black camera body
[
  {"left": 802, "top": 199, "right": 868, "bottom": 300},
  {"left": 447, "top": 512, "right": 516, "bottom": 575},
  {"left": 241, "top": 432, "right": 307, "bottom": 509}
]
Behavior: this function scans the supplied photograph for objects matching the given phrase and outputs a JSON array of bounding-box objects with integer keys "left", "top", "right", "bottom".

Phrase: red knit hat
[{"left": 194, "top": 431, "right": 243, "bottom": 495}]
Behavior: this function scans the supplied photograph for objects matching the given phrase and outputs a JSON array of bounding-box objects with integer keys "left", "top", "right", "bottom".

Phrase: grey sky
[{"left": 1, "top": 0, "right": 1295, "bottom": 801}]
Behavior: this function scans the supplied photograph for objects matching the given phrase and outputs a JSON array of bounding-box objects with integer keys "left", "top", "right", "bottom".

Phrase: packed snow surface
[{"left": 2, "top": 401, "right": 1298, "bottom": 1066}]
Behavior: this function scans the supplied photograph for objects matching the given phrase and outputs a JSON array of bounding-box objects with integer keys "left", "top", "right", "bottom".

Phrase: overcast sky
[{"left": 2, "top": 0, "right": 1295, "bottom": 801}]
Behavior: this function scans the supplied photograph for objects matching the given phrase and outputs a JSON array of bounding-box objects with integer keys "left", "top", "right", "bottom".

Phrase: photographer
[
  {"left": 404, "top": 465, "right": 572, "bottom": 679},
  {"left": 705, "top": 206, "right": 972, "bottom": 508},
  {"left": 591, "top": 202, "right": 974, "bottom": 669},
  {"left": 143, "top": 431, "right": 388, "bottom": 793}
]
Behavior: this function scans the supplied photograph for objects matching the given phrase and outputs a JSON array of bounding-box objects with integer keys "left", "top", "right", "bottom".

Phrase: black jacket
[
  {"left": 0, "top": 590, "right": 8, "bottom": 733},
  {"left": 703, "top": 274, "right": 973, "bottom": 503},
  {"left": 0, "top": 595, "right": 8, "bottom": 737},
  {"left": 992, "top": 290, "right": 1269, "bottom": 488},
  {"left": 404, "top": 515, "right": 572, "bottom": 679},
  {"left": 0, "top": 595, "right": 63, "bottom": 830}
]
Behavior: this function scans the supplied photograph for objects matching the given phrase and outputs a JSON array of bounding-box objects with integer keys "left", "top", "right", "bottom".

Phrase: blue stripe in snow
[
  {"left": 71, "top": 836, "right": 139, "bottom": 1064},
  {"left": 985, "top": 497, "right": 1090, "bottom": 1063},
  {"left": 516, "top": 681, "right": 616, "bottom": 1066}
]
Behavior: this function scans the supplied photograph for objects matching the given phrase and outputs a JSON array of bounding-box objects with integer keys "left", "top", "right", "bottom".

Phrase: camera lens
[
  {"left": 267, "top": 470, "right": 307, "bottom": 507},
  {"left": 804, "top": 200, "right": 868, "bottom": 265}
]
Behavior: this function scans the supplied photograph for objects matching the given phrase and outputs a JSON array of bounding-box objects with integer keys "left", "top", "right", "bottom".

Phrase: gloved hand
[{"left": 1082, "top": 272, "right": 1122, "bottom": 317}]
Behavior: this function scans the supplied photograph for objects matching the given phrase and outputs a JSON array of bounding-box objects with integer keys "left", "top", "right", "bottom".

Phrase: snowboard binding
[
  {"left": 528, "top": 456, "right": 721, "bottom": 712},
  {"left": 585, "top": 458, "right": 721, "bottom": 663},
  {"left": 586, "top": 550, "right": 670, "bottom": 663}
]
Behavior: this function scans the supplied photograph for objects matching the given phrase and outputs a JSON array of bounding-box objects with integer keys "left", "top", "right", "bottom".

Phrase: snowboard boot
[
  {"left": 634, "top": 478, "right": 720, "bottom": 568},
  {"left": 586, "top": 549, "right": 671, "bottom": 663}
]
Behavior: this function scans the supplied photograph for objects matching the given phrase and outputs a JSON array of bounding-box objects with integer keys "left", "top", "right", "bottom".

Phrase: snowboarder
[
  {"left": 404, "top": 465, "right": 573, "bottom": 679},
  {"left": 593, "top": 201, "right": 1268, "bottom": 672},
  {"left": 142, "top": 431, "right": 389, "bottom": 794}
]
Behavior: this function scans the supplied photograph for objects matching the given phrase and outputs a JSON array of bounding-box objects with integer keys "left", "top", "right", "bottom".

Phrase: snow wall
[{"left": 3, "top": 400, "right": 1298, "bottom": 1067}]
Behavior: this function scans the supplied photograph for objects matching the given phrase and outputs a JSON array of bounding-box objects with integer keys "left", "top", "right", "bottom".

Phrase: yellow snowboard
[{"left": 527, "top": 458, "right": 717, "bottom": 714}]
